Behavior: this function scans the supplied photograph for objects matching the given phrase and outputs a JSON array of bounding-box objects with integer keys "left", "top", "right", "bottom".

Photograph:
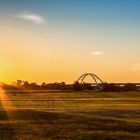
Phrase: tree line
[{"left": 0, "top": 80, "right": 140, "bottom": 92}]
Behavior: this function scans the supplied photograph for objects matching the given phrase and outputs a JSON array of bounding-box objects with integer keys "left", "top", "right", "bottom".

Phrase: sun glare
[{"left": 0, "top": 84, "right": 14, "bottom": 110}]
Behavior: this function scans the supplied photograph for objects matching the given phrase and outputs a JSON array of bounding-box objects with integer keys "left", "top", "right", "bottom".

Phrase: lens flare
[{"left": 0, "top": 83, "right": 15, "bottom": 110}]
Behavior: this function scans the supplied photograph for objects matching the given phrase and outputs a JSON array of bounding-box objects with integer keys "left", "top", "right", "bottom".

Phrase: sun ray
[{"left": 0, "top": 84, "right": 13, "bottom": 109}]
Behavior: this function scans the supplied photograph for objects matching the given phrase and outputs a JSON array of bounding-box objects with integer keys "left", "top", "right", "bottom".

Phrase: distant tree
[
  {"left": 11, "top": 80, "right": 24, "bottom": 89},
  {"left": 103, "top": 83, "right": 120, "bottom": 92},
  {"left": 2, "top": 83, "right": 18, "bottom": 90},
  {"left": 41, "top": 82, "right": 46, "bottom": 89},
  {"left": 16, "top": 80, "right": 23, "bottom": 86},
  {"left": 30, "top": 82, "right": 38, "bottom": 89},
  {"left": 59, "top": 82, "right": 66, "bottom": 89},
  {"left": 123, "top": 83, "right": 137, "bottom": 91},
  {"left": 23, "top": 81, "right": 30, "bottom": 89},
  {"left": 41, "top": 82, "right": 46, "bottom": 86},
  {"left": 73, "top": 81, "right": 83, "bottom": 91},
  {"left": 82, "top": 82, "right": 93, "bottom": 90}
]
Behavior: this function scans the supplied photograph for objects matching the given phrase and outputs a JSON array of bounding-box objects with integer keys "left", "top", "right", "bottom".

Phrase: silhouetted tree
[
  {"left": 73, "top": 81, "right": 83, "bottom": 91},
  {"left": 82, "top": 82, "right": 93, "bottom": 90},
  {"left": 123, "top": 83, "right": 137, "bottom": 91},
  {"left": 1, "top": 79, "right": 139, "bottom": 92},
  {"left": 22, "top": 81, "right": 29, "bottom": 89},
  {"left": 103, "top": 83, "right": 120, "bottom": 92},
  {"left": 16, "top": 80, "right": 23, "bottom": 86}
]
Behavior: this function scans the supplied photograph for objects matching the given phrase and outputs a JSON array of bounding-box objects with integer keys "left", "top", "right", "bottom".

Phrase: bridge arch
[{"left": 77, "top": 73, "right": 104, "bottom": 88}]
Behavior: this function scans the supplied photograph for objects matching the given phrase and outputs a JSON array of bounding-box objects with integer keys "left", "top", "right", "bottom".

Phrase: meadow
[{"left": 0, "top": 91, "right": 140, "bottom": 140}]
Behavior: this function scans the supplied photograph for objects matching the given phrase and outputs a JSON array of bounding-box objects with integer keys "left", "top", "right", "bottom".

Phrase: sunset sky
[{"left": 0, "top": 0, "right": 140, "bottom": 84}]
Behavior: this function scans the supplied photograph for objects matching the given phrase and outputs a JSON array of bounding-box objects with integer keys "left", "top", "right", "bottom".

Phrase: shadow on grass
[{"left": 0, "top": 109, "right": 140, "bottom": 140}]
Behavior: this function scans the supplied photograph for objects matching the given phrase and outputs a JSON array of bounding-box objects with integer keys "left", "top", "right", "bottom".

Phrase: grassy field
[{"left": 0, "top": 91, "right": 140, "bottom": 139}]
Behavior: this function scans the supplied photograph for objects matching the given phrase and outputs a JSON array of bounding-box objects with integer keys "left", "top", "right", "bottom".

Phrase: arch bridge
[{"left": 77, "top": 73, "right": 104, "bottom": 89}]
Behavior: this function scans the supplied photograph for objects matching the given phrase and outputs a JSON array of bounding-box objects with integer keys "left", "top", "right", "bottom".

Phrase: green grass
[{"left": 0, "top": 91, "right": 140, "bottom": 139}]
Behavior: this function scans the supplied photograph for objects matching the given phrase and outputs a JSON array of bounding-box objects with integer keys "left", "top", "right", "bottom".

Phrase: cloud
[
  {"left": 91, "top": 51, "right": 103, "bottom": 55},
  {"left": 131, "top": 62, "right": 140, "bottom": 71},
  {"left": 14, "top": 12, "right": 45, "bottom": 24}
]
